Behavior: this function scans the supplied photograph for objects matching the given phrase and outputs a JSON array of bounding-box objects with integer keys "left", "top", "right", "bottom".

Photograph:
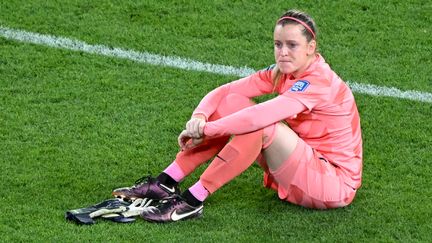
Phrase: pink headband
[{"left": 277, "top": 16, "right": 316, "bottom": 40}]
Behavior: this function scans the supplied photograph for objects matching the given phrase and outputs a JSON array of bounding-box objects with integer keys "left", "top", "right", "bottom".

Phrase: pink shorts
[{"left": 265, "top": 138, "right": 356, "bottom": 209}]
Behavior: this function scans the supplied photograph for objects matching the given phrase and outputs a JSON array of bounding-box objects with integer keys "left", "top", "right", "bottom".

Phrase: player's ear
[{"left": 307, "top": 40, "right": 316, "bottom": 55}]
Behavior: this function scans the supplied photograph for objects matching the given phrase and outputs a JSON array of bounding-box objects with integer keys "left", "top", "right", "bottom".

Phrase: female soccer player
[{"left": 113, "top": 9, "right": 363, "bottom": 223}]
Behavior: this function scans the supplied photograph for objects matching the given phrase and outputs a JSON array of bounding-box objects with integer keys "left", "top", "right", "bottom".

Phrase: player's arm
[
  {"left": 203, "top": 94, "right": 307, "bottom": 137},
  {"left": 192, "top": 70, "right": 274, "bottom": 121},
  {"left": 180, "top": 68, "right": 274, "bottom": 148}
]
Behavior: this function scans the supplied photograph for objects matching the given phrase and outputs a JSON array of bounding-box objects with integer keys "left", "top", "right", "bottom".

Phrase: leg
[
  {"left": 173, "top": 136, "right": 229, "bottom": 176},
  {"left": 263, "top": 123, "right": 356, "bottom": 209},
  {"left": 263, "top": 123, "right": 299, "bottom": 171},
  {"left": 141, "top": 121, "right": 265, "bottom": 223},
  {"left": 173, "top": 93, "right": 256, "bottom": 177},
  {"left": 199, "top": 128, "right": 263, "bottom": 193},
  {"left": 189, "top": 101, "right": 285, "bottom": 196},
  {"left": 113, "top": 94, "right": 254, "bottom": 201},
  {"left": 141, "top": 94, "right": 264, "bottom": 223}
]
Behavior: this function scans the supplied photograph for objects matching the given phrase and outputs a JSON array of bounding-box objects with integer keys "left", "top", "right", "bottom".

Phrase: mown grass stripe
[{"left": 1, "top": 25, "right": 431, "bottom": 104}]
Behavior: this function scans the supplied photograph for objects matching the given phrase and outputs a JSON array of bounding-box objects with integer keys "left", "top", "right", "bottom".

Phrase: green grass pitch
[{"left": 0, "top": 0, "right": 431, "bottom": 242}]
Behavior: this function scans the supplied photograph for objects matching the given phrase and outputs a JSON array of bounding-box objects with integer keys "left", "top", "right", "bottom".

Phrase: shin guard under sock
[
  {"left": 200, "top": 129, "right": 263, "bottom": 193},
  {"left": 174, "top": 136, "right": 229, "bottom": 176},
  {"left": 175, "top": 93, "right": 254, "bottom": 178}
]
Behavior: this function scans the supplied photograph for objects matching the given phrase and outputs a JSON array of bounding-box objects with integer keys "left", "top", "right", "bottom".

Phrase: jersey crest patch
[{"left": 290, "top": 80, "right": 310, "bottom": 92}]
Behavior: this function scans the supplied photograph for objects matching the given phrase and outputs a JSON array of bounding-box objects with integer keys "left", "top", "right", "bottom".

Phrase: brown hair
[{"left": 272, "top": 10, "right": 318, "bottom": 89}]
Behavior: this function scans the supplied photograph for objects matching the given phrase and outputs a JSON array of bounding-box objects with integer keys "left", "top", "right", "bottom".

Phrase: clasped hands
[{"left": 178, "top": 115, "right": 206, "bottom": 150}]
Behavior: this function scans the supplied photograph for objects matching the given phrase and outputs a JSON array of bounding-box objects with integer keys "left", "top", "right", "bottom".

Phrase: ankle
[
  {"left": 156, "top": 173, "right": 178, "bottom": 187},
  {"left": 182, "top": 190, "right": 204, "bottom": 207}
]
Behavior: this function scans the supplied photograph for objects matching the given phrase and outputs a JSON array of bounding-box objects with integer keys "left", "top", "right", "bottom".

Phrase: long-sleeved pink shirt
[{"left": 193, "top": 54, "right": 363, "bottom": 189}]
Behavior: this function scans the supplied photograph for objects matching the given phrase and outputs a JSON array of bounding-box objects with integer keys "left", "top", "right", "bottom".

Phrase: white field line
[{"left": 1, "top": 25, "right": 432, "bottom": 104}]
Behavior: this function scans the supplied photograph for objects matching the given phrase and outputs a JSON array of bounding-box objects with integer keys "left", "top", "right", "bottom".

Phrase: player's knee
[
  {"left": 262, "top": 123, "right": 277, "bottom": 149},
  {"left": 216, "top": 93, "right": 254, "bottom": 117}
]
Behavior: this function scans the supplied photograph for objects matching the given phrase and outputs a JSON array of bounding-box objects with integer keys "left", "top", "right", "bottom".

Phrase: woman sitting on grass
[{"left": 113, "top": 9, "right": 363, "bottom": 223}]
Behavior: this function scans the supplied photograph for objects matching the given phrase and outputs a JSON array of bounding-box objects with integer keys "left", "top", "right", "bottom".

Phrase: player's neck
[{"left": 292, "top": 54, "right": 316, "bottom": 79}]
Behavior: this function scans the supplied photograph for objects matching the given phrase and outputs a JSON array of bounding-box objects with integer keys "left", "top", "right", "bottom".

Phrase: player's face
[{"left": 274, "top": 24, "right": 316, "bottom": 77}]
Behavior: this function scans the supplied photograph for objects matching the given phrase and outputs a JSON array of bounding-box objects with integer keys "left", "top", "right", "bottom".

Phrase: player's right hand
[
  {"left": 185, "top": 116, "right": 206, "bottom": 139},
  {"left": 178, "top": 130, "right": 204, "bottom": 150}
]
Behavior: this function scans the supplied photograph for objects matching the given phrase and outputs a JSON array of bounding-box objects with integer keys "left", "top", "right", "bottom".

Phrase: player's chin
[{"left": 278, "top": 65, "right": 296, "bottom": 74}]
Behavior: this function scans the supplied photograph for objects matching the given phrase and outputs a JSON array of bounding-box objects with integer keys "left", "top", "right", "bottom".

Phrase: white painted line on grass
[
  {"left": 1, "top": 25, "right": 431, "bottom": 104},
  {"left": 347, "top": 81, "right": 432, "bottom": 104},
  {"left": 0, "top": 26, "right": 255, "bottom": 77}
]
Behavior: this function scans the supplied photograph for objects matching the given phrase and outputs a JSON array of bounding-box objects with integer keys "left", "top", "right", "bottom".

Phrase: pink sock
[
  {"left": 189, "top": 180, "right": 209, "bottom": 202},
  {"left": 163, "top": 161, "right": 186, "bottom": 182}
]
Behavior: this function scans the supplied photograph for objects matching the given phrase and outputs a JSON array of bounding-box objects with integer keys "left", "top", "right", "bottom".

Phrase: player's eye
[
  {"left": 274, "top": 42, "right": 282, "bottom": 49},
  {"left": 288, "top": 42, "right": 298, "bottom": 49}
]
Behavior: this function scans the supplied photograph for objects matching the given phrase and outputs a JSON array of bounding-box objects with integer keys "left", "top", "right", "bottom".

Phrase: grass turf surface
[{"left": 1, "top": 0, "right": 431, "bottom": 242}]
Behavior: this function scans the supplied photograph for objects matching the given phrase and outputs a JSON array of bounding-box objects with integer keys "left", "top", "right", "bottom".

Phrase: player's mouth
[
  {"left": 278, "top": 60, "right": 293, "bottom": 66},
  {"left": 278, "top": 60, "right": 291, "bottom": 63}
]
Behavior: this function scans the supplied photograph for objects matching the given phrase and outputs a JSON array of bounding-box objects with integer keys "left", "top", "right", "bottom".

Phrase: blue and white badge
[{"left": 290, "top": 80, "right": 310, "bottom": 92}]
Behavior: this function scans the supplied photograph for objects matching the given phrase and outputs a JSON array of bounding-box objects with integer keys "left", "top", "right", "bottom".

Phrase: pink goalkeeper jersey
[{"left": 193, "top": 54, "right": 363, "bottom": 189}]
